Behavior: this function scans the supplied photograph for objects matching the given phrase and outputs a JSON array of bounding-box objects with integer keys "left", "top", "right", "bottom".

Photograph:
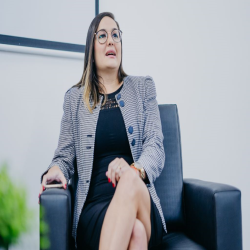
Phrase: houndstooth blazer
[{"left": 41, "top": 75, "right": 168, "bottom": 245}]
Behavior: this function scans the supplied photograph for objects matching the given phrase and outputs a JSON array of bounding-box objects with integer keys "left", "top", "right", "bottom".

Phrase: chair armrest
[
  {"left": 40, "top": 188, "right": 72, "bottom": 250},
  {"left": 183, "top": 178, "right": 242, "bottom": 250}
]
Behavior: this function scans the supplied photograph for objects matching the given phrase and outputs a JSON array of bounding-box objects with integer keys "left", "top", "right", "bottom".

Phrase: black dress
[{"left": 76, "top": 83, "right": 164, "bottom": 249}]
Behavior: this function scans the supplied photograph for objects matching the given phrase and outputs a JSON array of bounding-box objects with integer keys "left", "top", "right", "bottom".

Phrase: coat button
[
  {"left": 131, "top": 139, "right": 136, "bottom": 146},
  {"left": 128, "top": 126, "right": 133, "bottom": 134},
  {"left": 86, "top": 180, "right": 89, "bottom": 183},
  {"left": 119, "top": 100, "right": 125, "bottom": 107},
  {"left": 117, "top": 93, "right": 121, "bottom": 100}
]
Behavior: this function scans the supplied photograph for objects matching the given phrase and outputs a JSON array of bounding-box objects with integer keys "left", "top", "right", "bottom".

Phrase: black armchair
[{"left": 40, "top": 104, "right": 243, "bottom": 250}]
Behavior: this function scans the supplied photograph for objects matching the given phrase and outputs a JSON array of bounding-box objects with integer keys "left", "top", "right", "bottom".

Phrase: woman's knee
[
  {"left": 117, "top": 169, "right": 140, "bottom": 197},
  {"left": 121, "top": 168, "right": 137, "bottom": 181}
]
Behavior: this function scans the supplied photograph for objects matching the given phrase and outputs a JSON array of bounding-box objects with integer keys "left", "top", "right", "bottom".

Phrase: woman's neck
[{"left": 98, "top": 72, "right": 122, "bottom": 94}]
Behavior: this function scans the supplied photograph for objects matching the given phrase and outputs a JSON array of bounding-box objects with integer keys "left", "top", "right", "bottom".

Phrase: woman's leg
[
  {"left": 99, "top": 169, "right": 151, "bottom": 250},
  {"left": 127, "top": 219, "right": 148, "bottom": 250}
]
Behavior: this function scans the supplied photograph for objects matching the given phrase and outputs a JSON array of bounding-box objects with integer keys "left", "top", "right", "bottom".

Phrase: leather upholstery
[
  {"left": 183, "top": 178, "right": 242, "bottom": 250},
  {"left": 155, "top": 104, "right": 185, "bottom": 232},
  {"left": 40, "top": 104, "right": 243, "bottom": 250},
  {"left": 40, "top": 188, "right": 72, "bottom": 250},
  {"left": 160, "top": 231, "right": 206, "bottom": 250}
]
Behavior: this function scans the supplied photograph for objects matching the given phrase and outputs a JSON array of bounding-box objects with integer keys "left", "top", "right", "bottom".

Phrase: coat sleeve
[
  {"left": 40, "top": 88, "right": 76, "bottom": 184},
  {"left": 136, "top": 76, "right": 165, "bottom": 185}
]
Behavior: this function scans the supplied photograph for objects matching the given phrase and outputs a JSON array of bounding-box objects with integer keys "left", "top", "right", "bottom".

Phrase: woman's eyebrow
[{"left": 98, "top": 28, "right": 118, "bottom": 32}]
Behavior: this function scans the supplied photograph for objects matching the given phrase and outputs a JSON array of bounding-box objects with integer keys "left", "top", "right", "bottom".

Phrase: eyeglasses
[{"left": 94, "top": 29, "right": 122, "bottom": 44}]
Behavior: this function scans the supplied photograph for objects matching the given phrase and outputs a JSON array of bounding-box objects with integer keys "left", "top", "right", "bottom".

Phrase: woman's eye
[
  {"left": 113, "top": 34, "right": 118, "bottom": 38},
  {"left": 99, "top": 34, "right": 107, "bottom": 39}
]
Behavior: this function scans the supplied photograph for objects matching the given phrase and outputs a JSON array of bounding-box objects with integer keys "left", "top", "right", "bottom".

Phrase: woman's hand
[
  {"left": 38, "top": 165, "right": 67, "bottom": 204},
  {"left": 105, "top": 158, "right": 139, "bottom": 188}
]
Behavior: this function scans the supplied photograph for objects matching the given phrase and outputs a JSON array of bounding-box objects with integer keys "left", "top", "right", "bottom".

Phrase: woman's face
[{"left": 94, "top": 16, "right": 122, "bottom": 74}]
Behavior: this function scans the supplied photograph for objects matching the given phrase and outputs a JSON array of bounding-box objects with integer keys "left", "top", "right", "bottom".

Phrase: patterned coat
[{"left": 41, "top": 75, "right": 167, "bottom": 245}]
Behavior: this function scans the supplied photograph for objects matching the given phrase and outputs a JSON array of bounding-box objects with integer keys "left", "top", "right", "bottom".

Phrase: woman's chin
[{"left": 105, "top": 64, "right": 119, "bottom": 70}]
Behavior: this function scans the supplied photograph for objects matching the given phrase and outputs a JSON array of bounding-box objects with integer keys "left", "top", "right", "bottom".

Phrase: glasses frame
[{"left": 94, "top": 29, "right": 123, "bottom": 44}]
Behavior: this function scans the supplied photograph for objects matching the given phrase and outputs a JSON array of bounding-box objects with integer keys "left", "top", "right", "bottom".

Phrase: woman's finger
[
  {"left": 106, "top": 163, "right": 112, "bottom": 183},
  {"left": 38, "top": 174, "right": 48, "bottom": 204},
  {"left": 115, "top": 164, "right": 122, "bottom": 182},
  {"left": 111, "top": 167, "right": 116, "bottom": 188},
  {"left": 38, "top": 186, "right": 43, "bottom": 204},
  {"left": 112, "top": 159, "right": 125, "bottom": 187},
  {"left": 59, "top": 172, "right": 67, "bottom": 189},
  {"left": 106, "top": 158, "right": 115, "bottom": 183},
  {"left": 109, "top": 158, "right": 120, "bottom": 187},
  {"left": 41, "top": 174, "right": 48, "bottom": 192},
  {"left": 110, "top": 164, "right": 117, "bottom": 188},
  {"left": 114, "top": 165, "right": 119, "bottom": 184}
]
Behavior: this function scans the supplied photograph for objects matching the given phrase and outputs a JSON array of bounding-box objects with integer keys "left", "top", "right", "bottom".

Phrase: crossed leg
[
  {"left": 127, "top": 219, "right": 148, "bottom": 250},
  {"left": 99, "top": 169, "right": 151, "bottom": 250}
]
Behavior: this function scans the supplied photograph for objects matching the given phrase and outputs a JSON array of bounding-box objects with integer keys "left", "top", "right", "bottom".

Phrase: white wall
[
  {"left": 0, "top": 0, "right": 95, "bottom": 44},
  {"left": 0, "top": 0, "right": 249, "bottom": 249},
  {"left": 0, "top": 51, "right": 83, "bottom": 249}
]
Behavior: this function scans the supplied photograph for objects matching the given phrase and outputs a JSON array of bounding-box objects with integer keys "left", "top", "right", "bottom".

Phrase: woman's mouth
[{"left": 105, "top": 50, "right": 116, "bottom": 58}]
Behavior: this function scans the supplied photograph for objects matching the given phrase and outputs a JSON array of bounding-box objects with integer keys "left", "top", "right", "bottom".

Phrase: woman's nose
[{"left": 106, "top": 33, "right": 114, "bottom": 45}]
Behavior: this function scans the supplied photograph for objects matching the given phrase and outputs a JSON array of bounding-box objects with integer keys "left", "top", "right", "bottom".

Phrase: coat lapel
[{"left": 77, "top": 88, "right": 102, "bottom": 184}]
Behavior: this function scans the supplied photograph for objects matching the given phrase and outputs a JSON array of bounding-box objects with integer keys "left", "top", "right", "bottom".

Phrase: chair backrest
[
  {"left": 155, "top": 104, "right": 185, "bottom": 232},
  {"left": 70, "top": 104, "right": 185, "bottom": 231}
]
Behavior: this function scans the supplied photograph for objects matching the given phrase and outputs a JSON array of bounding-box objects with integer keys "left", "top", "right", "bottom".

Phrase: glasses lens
[
  {"left": 96, "top": 30, "right": 122, "bottom": 43},
  {"left": 112, "top": 30, "right": 122, "bottom": 42},
  {"left": 97, "top": 30, "right": 107, "bottom": 43}
]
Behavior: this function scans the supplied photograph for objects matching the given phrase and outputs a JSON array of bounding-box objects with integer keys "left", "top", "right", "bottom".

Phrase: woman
[{"left": 39, "top": 12, "right": 167, "bottom": 250}]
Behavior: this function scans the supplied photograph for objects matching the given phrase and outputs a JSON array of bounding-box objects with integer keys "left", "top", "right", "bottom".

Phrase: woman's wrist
[
  {"left": 130, "top": 164, "right": 138, "bottom": 175},
  {"left": 130, "top": 165, "right": 141, "bottom": 178}
]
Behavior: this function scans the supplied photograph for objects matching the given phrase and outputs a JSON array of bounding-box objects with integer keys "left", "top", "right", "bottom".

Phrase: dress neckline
[{"left": 99, "top": 82, "right": 124, "bottom": 98}]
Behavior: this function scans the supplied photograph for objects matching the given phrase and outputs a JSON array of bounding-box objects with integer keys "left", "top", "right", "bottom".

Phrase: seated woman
[{"left": 39, "top": 11, "right": 167, "bottom": 250}]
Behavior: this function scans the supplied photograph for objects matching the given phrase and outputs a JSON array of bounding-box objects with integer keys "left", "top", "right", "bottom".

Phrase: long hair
[{"left": 73, "top": 12, "right": 128, "bottom": 113}]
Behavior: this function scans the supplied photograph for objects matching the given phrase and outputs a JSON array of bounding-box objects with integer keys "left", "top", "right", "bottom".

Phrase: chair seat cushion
[{"left": 157, "top": 231, "right": 206, "bottom": 250}]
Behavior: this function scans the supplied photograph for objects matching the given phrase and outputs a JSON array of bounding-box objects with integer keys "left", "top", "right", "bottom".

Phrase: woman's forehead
[{"left": 98, "top": 17, "right": 118, "bottom": 31}]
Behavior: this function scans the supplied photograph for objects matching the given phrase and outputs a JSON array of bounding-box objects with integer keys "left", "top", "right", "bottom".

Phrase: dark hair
[{"left": 73, "top": 12, "right": 128, "bottom": 113}]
